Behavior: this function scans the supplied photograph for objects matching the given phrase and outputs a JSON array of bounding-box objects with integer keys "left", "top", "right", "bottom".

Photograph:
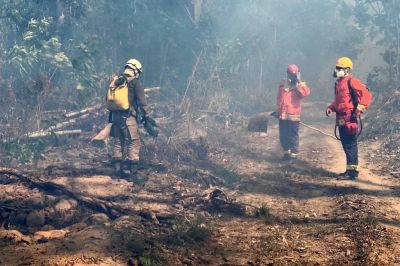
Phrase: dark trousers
[
  {"left": 338, "top": 126, "right": 358, "bottom": 167},
  {"left": 279, "top": 120, "right": 299, "bottom": 153}
]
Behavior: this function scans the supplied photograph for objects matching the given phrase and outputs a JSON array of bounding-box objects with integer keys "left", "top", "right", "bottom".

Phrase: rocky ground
[{"left": 1, "top": 102, "right": 400, "bottom": 266}]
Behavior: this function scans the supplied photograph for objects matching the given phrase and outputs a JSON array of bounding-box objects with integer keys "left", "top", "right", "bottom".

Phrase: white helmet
[{"left": 125, "top": 58, "right": 142, "bottom": 72}]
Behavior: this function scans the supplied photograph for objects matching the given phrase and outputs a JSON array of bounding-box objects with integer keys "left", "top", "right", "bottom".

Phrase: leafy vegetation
[
  {"left": 169, "top": 216, "right": 212, "bottom": 245},
  {"left": 254, "top": 205, "right": 276, "bottom": 224},
  {"left": 0, "top": 0, "right": 396, "bottom": 161},
  {"left": 354, "top": 0, "right": 400, "bottom": 90}
]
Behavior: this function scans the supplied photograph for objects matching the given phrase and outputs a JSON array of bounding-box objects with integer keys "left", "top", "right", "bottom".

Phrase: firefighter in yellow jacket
[{"left": 107, "top": 59, "right": 148, "bottom": 177}]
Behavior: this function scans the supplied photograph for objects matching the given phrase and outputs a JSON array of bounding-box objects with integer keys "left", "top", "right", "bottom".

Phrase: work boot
[
  {"left": 133, "top": 172, "right": 148, "bottom": 187},
  {"left": 337, "top": 170, "right": 359, "bottom": 180},
  {"left": 129, "top": 162, "right": 138, "bottom": 176},
  {"left": 282, "top": 150, "right": 291, "bottom": 161},
  {"left": 282, "top": 150, "right": 297, "bottom": 161},
  {"left": 111, "top": 160, "right": 123, "bottom": 176},
  {"left": 348, "top": 169, "right": 359, "bottom": 179},
  {"left": 120, "top": 160, "right": 139, "bottom": 180}
]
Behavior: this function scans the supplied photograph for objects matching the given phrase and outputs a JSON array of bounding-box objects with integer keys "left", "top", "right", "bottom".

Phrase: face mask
[
  {"left": 333, "top": 69, "right": 346, "bottom": 78},
  {"left": 333, "top": 67, "right": 349, "bottom": 78},
  {"left": 124, "top": 67, "right": 139, "bottom": 78}
]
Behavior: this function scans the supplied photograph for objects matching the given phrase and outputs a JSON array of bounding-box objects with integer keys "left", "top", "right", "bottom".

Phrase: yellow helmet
[
  {"left": 336, "top": 57, "right": 353, "bottom": 69},
  {"left": 125, "top": 58, "right": 142, "bottom": 72}
]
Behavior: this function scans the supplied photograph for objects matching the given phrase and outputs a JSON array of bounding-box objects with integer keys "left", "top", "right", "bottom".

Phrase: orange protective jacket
[
  {"left": 328, "top": 74, "right": 371, "bottom": 125},
  {"left": 277, "top": 80, "right": 311, "bottom": 121}
]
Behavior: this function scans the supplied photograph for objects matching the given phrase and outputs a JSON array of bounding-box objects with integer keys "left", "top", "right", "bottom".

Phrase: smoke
[{"left": 198, "top": 0, "right": 363, "bottom": 101}]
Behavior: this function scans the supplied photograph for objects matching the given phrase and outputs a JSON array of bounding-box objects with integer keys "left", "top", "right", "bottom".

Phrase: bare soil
[{"left": 1, "top": 103, "right": 400, "bottom": 266}]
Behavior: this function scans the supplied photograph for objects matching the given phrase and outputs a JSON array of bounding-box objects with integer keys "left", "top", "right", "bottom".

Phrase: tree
[{"left": 354, "top": 0, "right": 400, "bottom": 90}]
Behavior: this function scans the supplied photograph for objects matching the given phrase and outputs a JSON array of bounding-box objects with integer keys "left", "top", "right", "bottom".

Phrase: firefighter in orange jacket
[
  {"left": 273, "top": 64, "right": 311, "bottom": 160},
  {"left": 326, "top": 57, "right": 372, "bottom": 179}
]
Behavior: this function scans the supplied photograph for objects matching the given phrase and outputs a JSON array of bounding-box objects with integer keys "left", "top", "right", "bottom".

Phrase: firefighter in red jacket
[
  {"left": 273, "top": 64, "right": 311, "bottom": 160},
  {"left": 326, "top": 57, "right": 372, "bottom": 179}
]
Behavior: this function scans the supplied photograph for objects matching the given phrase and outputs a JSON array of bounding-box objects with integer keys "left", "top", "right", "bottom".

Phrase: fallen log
[
  {"left": 0, "top": 167, "right": 174, "bottom": 222},
  {"left": 64, "top": 103, "right": 102, "bottom": 118},
  {"left": 1, "top": 129, "right": 83, "bottom": 144},
  {"left": 40, "top": 109, "right": 67, "bottom": 116},
  {"left": 28, "top": 129, "right": 82, "bottom": 138},
  {"left": 144, "top": 86, "right": 160, "bottom": 93},
  {"left": 0, "top": 167, "right": 128, "bottom": 219},
  {"left": 49, "top": 114, "right": 89, "bottom": 130},
  {"left": 1, "top": 113, "right": 90, "bottom": 143}
]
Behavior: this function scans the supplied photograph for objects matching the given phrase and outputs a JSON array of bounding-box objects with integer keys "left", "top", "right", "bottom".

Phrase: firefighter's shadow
[
  {"left": 43, "top": 161, "right": 167, "bottom": 178},
  {"left": 260, "top": 215, "right": 400, "bottom": 228},
  {"left": 199, "top": 158, "right": 400, "bottom": 200},
  {"left": 222, "top": 137, "right": 337, "bottom": 178},
  {"left": 279, "top": 158, "right": 337, "bottom": 178}
]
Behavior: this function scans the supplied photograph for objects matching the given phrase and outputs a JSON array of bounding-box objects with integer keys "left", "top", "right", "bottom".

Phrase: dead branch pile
[
  {"left": 199, "top": 188, "right": 248, "bottom": 215},
  {"left": 1, "top": 104, "right": 105, "bottom": 145}
]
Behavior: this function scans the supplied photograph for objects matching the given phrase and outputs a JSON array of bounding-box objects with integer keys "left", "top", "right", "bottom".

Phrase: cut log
[
  {"left": 144, "top": 86, "right": 160, "bottom": 93},
  {"left": 51, "top": 114, "right": 89, "bottom": 130},
  {"left": 32, "top": 112, "right": 92, "bottom": 135},
  {"left": 64, "top": 103, "right": 102, "bottom": 118},
  {"left": 41, "top": 109, "right": 67, "bottom": 116},
  {"left": 28, "top": 129, "right": 82, "bottom": 138}
]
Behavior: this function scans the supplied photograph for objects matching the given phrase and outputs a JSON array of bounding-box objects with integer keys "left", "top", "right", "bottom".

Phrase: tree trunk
[{"left": 194, "top": 0, "right": 202, "bottom": 23}]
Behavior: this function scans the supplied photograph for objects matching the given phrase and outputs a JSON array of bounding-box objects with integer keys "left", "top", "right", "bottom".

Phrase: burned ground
[{"left": 1, "top": 101, "right": 400, "bottom": 266}]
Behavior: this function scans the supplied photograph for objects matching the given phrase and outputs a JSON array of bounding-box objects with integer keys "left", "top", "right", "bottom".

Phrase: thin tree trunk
[{"left": 194, "top": 0, "right": 203, "bottom": 23}]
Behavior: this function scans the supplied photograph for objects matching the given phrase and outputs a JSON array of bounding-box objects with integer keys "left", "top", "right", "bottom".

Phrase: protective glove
[
  {"left": 345, "top": 121, "right": 358, "bottom": 136},
  {"left": 297, "top": 81, "right": 306, "bottom": 88},
  {"left": 325, "top": 107, "right": 333, "bottom": 117},
  {"left": 143, "top": 115, "right": 159, "bottom": 137},
  {"left": 270, "top": 111, "right": 279, "bottom": 119}
]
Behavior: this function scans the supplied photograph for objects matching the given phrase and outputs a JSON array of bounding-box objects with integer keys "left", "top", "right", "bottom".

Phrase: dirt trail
[
  {"left": 2, "top": 104, "right": 400, "bottom": 265},
  {"left": 206, "top": 107, "right": 400, "bottom": 265}
]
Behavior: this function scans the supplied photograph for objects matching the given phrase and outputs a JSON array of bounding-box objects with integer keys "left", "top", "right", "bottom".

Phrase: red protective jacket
[
  {"left": 277, "top": 80, "right": 311, "bottom": 121},
  {"left": 328, "top": 74, "right": 371, "bottom": 125}
]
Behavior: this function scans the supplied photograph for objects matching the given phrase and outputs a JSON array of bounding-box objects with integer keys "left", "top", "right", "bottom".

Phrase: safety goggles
[{"left": 125, "top": 64, "right": 138, "bottom": 71}]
